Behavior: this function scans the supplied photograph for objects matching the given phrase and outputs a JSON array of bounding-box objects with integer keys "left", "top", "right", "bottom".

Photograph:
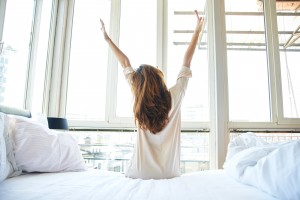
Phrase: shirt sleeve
[
  {"left": 168, "top": 66, "right": 192, "bottom": 110},
  {"left": 176, "top": 66, "right": 192, "bottom": 93},
  {"left": 123, "top": 66, "right": 135, "bottom": 86}
]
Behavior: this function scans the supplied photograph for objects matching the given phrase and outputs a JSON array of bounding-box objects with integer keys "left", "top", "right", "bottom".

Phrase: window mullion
[
  {"left": 157, "top": 0, "right": 164, "bottom": 69},
  {"left": 208, "top": 0, "right": 229, "bottom": 169},
  {"left": 59, "top": 0, "right": 74, "bottom": 117},
  {"left": 0, "top": 0, "right": 6, "bottom": 41},
  {"left": 161, "top": 0, "right": 168, "bottom": 77},
  {"left": 264, "top": 0, "right": 282, "bottom": 124},
  {"left": 25, "top": 0, "right": 42, "bottom": 110},
  {"left": 46, "top": 0, "right": 69, "bottom": 117},
  {"left": 43, "top": 0, "right": 57, "bottom": 115},
  {"left": 105, "top": 0, "right": 121, "bottom": 123}
]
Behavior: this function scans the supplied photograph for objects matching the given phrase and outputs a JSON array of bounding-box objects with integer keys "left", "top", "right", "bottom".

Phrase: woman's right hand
[{"left": 194, "top": 10, "right": 204, "bottom": 33}]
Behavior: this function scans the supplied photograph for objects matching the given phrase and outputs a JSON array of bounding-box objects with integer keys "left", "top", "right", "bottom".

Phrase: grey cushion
[{"left": 0, "top": 104, "right": 31, "bottom": 118}]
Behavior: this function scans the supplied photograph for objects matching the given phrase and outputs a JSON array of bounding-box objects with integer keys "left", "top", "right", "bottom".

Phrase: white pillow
[
  {"left": 224, "top": 132, "right": 268, "bottom": 164},
  {"left": 0, "top": 112, "right": 8, "bottom": 182},
  {"left": 10, "top": 113, "right": 48, "bottom": 127},
  {"left": 31, "top": 112, "right": 49, "bottom": 127},
  {"left": 0, "top": 112, "right": 21, "bottom": 183},
  {"left": 10, "top": 116, "right": 87, "bottom": 172}
]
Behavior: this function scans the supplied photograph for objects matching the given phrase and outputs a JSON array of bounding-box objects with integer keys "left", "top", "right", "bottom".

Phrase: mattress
[{"left": 0, "top": 169, "right": 277, "bottom": 200}]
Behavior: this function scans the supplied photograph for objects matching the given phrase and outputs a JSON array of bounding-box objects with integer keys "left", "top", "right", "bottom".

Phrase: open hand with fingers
[
  {"left": 99, "top": 18, "right": 131, "bottom": 68},
  {"left": 194, "top": 10, "right": 205, "bottom": 33},
  {"left": 100, "top": 19, "right": 110, "bottom": 41},
  {"left": 182, "top": 10, "right": 205, "bottom": 67}
]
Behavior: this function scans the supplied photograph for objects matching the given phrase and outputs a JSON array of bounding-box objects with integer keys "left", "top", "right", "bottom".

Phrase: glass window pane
[
  {"left": 276, "top": 2, "right": 300, "bottom": 118},
  {"left": 116, "top": 0, "right": 157, "bottom": 117},
  {"left": 167, "top": 0, "right": 209, "bottom": 122},
  {"left": 0, "top": 0, "right": 35, "bottom": 108},
  {"left": 31, "top": 1, "right": 53, "bottom": 113},
  {"left": 226, "top": 0, "right": 271, "bottom": 122},
  {"left": 75, "top": 130, "right": 209, "bottom": 173},
  {"left": 66, "top": 0, "right": 111, "bottom": 120}
]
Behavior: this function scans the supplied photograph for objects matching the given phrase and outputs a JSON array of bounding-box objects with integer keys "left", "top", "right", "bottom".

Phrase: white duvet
[
  {"left": 224, "top": 133, "right": 300, "bottom": 200},
  {"left": 0, "top": 170, "right": 277, "bottom": 200}
]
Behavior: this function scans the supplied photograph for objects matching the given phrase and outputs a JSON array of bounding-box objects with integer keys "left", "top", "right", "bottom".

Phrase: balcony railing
[
  {"left": 73, "top": 130, "right": 210, "bottom": 173},
  {"left": 72, "top": 130, "right": 299, "bottom": 173}
]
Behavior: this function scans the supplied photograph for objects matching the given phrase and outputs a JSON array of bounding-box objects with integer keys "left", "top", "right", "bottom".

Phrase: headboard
[{"left": 0, "top": 104, "right": 31, "bottom": 118}]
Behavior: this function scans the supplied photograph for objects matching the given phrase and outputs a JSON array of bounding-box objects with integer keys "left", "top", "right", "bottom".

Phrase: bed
[
  {"left": 0, "top": 170, "right": 278, "bottom": 200},
  {"left": 0, "top": 104, "right": 299, "bottom": 200}
]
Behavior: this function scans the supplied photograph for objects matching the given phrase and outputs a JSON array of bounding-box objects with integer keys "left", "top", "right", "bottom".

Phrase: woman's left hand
[{"left": 100, "top": 19, "right": 109, "bottom": 41}]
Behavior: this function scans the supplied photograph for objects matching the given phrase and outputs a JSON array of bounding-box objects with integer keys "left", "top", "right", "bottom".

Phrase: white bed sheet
[{"left": 0, "top": 169, "right": 277, "bottom": 200}]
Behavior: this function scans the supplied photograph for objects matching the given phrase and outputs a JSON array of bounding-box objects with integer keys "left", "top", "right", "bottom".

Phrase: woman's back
[{"left": 125, "top": 66, "right": 192, "bottom": 179}]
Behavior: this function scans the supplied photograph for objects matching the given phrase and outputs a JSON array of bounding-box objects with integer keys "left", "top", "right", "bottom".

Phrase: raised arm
[
  {"left": 100, "top": 19, "right": 131, "bottom": 68},
  {"left": 182, "top": 10, "right": 204, "bottom": 68}
]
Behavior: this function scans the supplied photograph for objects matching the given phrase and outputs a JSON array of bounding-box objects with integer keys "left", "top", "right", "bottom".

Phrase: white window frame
[
  {"left": 264, "top": 0, "right": 300, "bottom": 127},
  {"left": 59, "top": 0, "right": 211, "bottom": 130},
  {"left": 45, "top": 0, "right": 71, "bottom": 117},
  {"left": 25, "top": 0, "right": 43, "bottom": 110},
  {"left": 0, "top": 0, "right": 6, "bottom": 42},
  {"left": 226, "top": 0, "right": 300, "bottom": 131},
  {"left": 207, "top": 0, "right": 229, "bottom": 169},
  {"left": 267, "top": 0, "right": 300, "bottom": 126},
  {"left": 2, "top": 0, "right": 299, "bottom": 169},
  {"left": 0, "top": 0, "right": 55, "bottom": 112}
]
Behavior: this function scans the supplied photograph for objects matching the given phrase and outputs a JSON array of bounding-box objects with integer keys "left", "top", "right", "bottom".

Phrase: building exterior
[{"left": 0, "top": 45, "right": 15, "bottom": 103}]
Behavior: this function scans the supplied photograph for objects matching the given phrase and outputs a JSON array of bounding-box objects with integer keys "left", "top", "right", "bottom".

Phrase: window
[
  {"left": 2, "top": 0, "right": 300, "bottom": 173},
  {"left": 225, "top": 0, "right": 271, "bottom": 122},
  {"left": 276, "top": 2, "right": 300, "bottom": 118},
  {"left": 75, "top": 130, "right": 209, "bottom": 173},
  {"left": 66, "top": 0, "right": 111, "bottom": 120},
  {"left": 167, "top": 0, "right": 209, "bottom": 122},
  {"left": 116, "top": 0, "right": 157, "bottom": 118},
  {"left": 63, "top": 0, "right": 211, "bottom": 171},
  {"left": 67, "top": 0, "right": 210, "bottom": 125},
  {"left": 31, "top": 0, "right": 53, "bottom": 113},
  {"left": 0, "top": 0, "right": 51, "bottom": 112},
  {"left": 0, "top": 0, "right": 35, "bottom": 108}
]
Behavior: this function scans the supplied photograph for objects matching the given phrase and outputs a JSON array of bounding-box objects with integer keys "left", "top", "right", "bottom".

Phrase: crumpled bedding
[{"left": 224, "top": 132, "right": 300, "bottom": 200}]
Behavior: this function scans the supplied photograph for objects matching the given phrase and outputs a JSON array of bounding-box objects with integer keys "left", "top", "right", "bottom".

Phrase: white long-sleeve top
[{"left": 123, "top": 66, "right": 192, "bottom": 179}]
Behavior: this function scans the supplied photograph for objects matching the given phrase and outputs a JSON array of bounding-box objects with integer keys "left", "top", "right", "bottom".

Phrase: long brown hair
[{"left": 131, "top": 64, "right": 171, "bottom": 134}]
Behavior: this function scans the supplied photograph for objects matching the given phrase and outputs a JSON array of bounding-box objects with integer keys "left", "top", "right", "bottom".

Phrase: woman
[{"left": 100, "top": 10, "right": 204, "bottom": 179}]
